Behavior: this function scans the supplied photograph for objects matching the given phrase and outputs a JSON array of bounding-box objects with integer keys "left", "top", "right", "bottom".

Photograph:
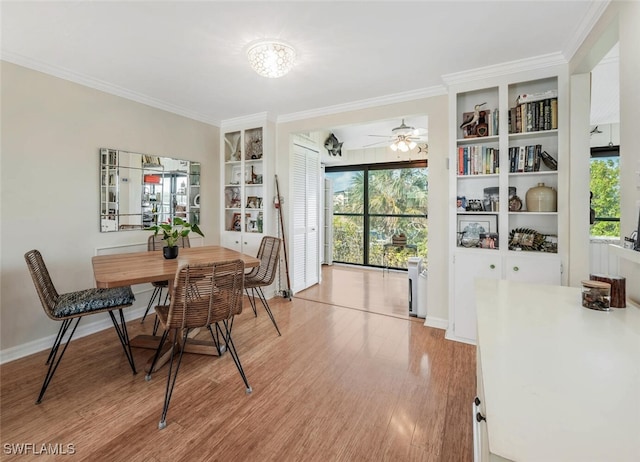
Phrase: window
[
  {"left": 590, "top": 145, "right": 620, "bottom": 237},
  {"left": 326, "top": 160, "right": 428, "bottom": 269}
]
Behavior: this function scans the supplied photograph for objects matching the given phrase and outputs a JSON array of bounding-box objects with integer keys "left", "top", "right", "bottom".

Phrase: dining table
[{"left": 92, "top": 245, "right": 260, "bottom": 372}]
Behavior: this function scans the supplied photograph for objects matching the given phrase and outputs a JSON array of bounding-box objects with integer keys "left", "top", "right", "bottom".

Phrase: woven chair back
[
  {"left": 148, "top": 234, "right": 191, "bottom": 251},
  {"left": 166, "top": 260, "right": 244, "bottom": 330},
  {"left": 24, "top": 250, "right": 60, "bottom": 320},
  {"left": 245, "top": 236, "right": 281, "bottom": 286}
]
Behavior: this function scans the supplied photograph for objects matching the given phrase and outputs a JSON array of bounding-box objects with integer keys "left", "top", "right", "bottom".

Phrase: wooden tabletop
[{"left": 92, "top": 245, "right": 260, "bottom": 288}]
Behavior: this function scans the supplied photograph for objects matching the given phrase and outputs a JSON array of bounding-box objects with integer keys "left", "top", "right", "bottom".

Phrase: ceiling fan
[{"left": 365, "top": 119, "right": 428, "bottom": 152}]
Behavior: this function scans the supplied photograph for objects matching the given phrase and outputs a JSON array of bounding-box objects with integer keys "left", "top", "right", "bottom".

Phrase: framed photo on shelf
[
  {"left": 246, "top": 196, "right": 259, "bottom": 209},
  {"left": 479, "top": 232, "right": 499, "bottom": 249},
  {"left": 457, "top": 214, "right": 498, "bottom": 239},
  {"left": 456, "top": 196, "right": 467, "bottom": 211}
]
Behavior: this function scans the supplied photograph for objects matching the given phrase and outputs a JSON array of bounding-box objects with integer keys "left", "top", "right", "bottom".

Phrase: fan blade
[
  {"left": 363, "top": 140, "right": 390, "bottom": 148},
  {"left": 367, "top": 134, "right": 393, "bottom": 138}
]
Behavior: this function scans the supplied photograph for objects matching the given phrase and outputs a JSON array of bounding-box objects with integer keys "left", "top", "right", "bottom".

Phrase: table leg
[{"left": 138, "top": 327, "right": 225, "bottom": 373}]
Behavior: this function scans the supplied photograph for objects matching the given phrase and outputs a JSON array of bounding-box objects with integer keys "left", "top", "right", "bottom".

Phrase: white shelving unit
[
  {"left": 220, "top": 117, "right": 274, "bottom": 256},
  {"left": 447, "top": 66, "right": 569, "bottom": 344}
]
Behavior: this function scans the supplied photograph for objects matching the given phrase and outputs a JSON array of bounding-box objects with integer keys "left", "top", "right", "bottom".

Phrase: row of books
[
  {"left": 508, "top": 97, "right": 558, "bottom": 133},
  {"left": 457, "top": 145, "right": 499, "bottom": 176},
  {"left": 508, "top": 145, "right": 542, "bottom": 172}
]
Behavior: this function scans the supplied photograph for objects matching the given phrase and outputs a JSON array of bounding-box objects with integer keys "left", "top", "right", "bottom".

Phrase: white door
[{"left": 292, "top": 143, "right": 320, "bottom": 293}]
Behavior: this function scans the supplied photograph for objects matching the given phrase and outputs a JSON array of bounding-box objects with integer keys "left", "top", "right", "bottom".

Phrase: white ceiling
[{"left": 1, "top": 1, "right": 606, "bottom": 130}]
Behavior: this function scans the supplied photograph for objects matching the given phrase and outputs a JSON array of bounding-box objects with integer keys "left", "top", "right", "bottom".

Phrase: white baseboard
[
  {"left": 0, "top": 293, "right": 151, "bottom": 365},
  {"left": 423, "top": 316, "right": 448, "bottom": 330},
  {"left": 444, "top": 329, "right": 477, "bottom": 346},
  {"left": 1, "top": 285, "right": 281, "bottom": 365}
]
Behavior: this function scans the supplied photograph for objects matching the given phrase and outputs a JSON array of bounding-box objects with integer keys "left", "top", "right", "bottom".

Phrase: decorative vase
[
  {"left": 163, "top": 246, "right": 179, "bottom": 259},
  {"left": 525, "top": 183, "right": 557, "bottom": 212}
]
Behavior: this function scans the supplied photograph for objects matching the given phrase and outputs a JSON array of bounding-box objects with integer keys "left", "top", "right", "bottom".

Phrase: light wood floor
[
  {"left": 296, "top": 265, "right": 411, "bottom": 319},
  {"left": 1, "top": 266, "right": 476, "bottom": 461}
]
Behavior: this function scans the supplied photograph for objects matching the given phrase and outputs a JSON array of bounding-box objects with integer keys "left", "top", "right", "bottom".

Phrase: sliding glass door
[
  {"left": 326, "top": 169, "right": 365, "bottom": 265},
  {"left": 326, "top": 161, "right": 428, "bottom": 269}
]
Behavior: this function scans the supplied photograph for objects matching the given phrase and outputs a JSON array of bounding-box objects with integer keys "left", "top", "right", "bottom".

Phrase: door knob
[
  {"left": 474, "top": 397, "right": 481, "bottom": 406},
  {"left": 476, "top": 412, "right": 486, "bottom": 422},
  {"left": 513, "top": 266, "right": 519, "bottom": 272},
  {"left": 489, "top": 264, "right": 495, "bottom": 269}
]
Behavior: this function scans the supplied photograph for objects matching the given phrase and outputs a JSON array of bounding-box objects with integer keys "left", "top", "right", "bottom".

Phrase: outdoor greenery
[
  {"left": 329, "top": 166, "right": 428, "bottom": 268},
  {"left": 590, "top": 157, "right": 620, "bottom": 237}
]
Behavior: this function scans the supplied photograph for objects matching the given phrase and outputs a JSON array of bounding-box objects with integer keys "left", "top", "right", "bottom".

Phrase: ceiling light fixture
[
  {"left": 389, "top": 119, "right": 419, "bottom": 152},
  {"left": 390, "top": 136, "right": 417, "bottom": 152},
  {"left": 247, "top": 40, "right": 296, "bottom": 78}
]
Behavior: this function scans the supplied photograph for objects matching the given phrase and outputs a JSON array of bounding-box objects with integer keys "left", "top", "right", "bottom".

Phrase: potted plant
[{"left": 149, "top": 217, "right": 204, "bottom": 259}]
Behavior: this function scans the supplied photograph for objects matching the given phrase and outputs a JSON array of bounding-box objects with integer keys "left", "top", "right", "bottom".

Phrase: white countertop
[{"left": 475, "top": 279, "right": 640, "bottom": 462}]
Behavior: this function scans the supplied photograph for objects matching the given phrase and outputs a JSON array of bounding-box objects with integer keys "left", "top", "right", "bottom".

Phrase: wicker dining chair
[
  {"left": 146, "top": 259, "right": 251, "bottom": 429},
  {"left": 24, "top": 249, "right": 137, "bottom": 404},
  {"left": 141, "top": 234, "right": 190, "bottom": 334},
  {"left": 244, "top": 236, "right": 282, "bottom": 336}
]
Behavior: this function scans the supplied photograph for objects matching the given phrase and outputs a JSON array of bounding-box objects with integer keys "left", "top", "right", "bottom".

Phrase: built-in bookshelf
[
  {"left": 220, "top": 117, "right": 274, "bottom": 257},
  {"left": 447, "top": 67, "right": 568, "bottom": 344}
]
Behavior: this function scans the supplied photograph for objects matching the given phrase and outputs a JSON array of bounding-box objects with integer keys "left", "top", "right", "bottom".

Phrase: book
[
  {"left": 516, "top": 89, "right": 558, "bottom": 105},
  {"left": 517, "top": 146, "right": 526, "bottom": 172}
]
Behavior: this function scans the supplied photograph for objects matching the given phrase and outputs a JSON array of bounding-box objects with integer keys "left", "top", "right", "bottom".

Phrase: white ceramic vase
[{"left": 525, "top": 183, "right": 557, "bottom": 212}]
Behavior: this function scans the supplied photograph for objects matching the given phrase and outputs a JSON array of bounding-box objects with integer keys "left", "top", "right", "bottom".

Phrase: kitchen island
[{"left": 474, "top": 279, "right": 640, "bottom": 462}]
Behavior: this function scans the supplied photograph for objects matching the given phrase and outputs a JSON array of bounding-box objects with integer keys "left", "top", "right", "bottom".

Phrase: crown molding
[
  {"left": 562, "top": 0, "right": 611, "bottom": 62},
  {"left": 1, "top": 51, "right": 220, "bottom": 126},
  {"left": 277, "top": 85, "right": 447, "bottom": 124},
  {"left": 220, "top": 111, "right": 276, "bottom": 129},
  {"left": 442, "top": 53, "right": 568, "bottom": 87}
]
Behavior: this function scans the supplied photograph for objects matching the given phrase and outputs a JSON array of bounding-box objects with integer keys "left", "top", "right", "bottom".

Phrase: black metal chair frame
[
  {"left": 145, "top": 260, "right": 251, "bottom": 430},
  {"left": 24, "top": 249, "right": 137, "bottom": 404},
  {"left": 245, "top": 236, "right": 282, "bottom": 336}
]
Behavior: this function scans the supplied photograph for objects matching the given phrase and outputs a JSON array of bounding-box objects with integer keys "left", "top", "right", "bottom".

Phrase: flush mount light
[{"left": 247, "top": 40, "right": 296, "bottom": 78}]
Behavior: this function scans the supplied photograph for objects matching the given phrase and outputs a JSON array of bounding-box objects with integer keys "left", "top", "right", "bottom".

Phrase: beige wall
[
  {"left": 0, "top": 62, "right": 219, "bottom": 353},
  {"left": 275, "top": 95, "right": 450, "bottom": 325},
  {"left": 569, "top": 1, "right": 640, "bottom": 303}
]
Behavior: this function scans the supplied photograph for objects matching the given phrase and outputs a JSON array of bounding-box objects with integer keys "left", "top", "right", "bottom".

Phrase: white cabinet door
[
  {"left": 454, "top": 252, "right": 501, "bottom": 342},
  {"left": 221, "top": 232, "right": 261, "bottom": 257},
  {"left": 505, "top": 254, "right": 561, "bottom": 285},
  {"left": 221, "top": 233, "right": 242, "bottom": 252}
]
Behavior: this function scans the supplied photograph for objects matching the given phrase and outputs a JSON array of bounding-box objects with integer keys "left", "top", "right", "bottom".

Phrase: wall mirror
[{"left": 100, "top": 148, "right": 201, "bottom": 232}]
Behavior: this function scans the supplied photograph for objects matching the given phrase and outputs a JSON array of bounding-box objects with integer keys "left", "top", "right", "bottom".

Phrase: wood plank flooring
[
  {"left": 0, "top": 266, "right": 476, "bottom": 461},
  {"left": 296, "top": 265, "right": 411, "bottom": 319}
]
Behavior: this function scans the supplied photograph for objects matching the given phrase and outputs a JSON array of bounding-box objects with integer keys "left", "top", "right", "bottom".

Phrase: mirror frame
[{"left": 99, "top": 148, "right": 200, "bottom": 232}]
